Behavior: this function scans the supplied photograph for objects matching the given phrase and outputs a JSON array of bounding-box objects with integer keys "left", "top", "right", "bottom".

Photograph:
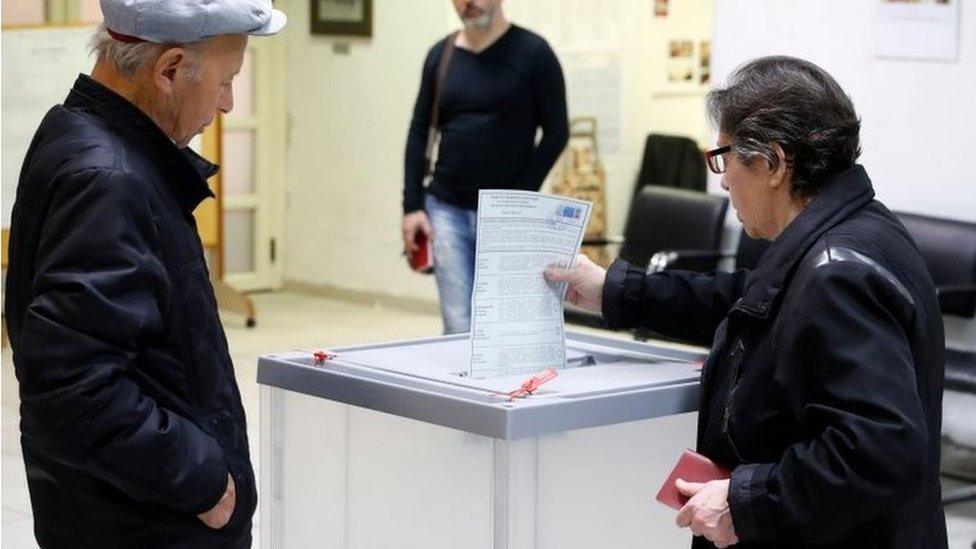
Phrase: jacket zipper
[{"left": 722, "top": 337, "right": 747, "bottom": 462}]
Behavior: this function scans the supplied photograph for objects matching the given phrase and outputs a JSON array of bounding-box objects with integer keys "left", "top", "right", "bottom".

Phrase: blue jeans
[{"left": 425, "top": 194, "right": 477, "bottom": 335}]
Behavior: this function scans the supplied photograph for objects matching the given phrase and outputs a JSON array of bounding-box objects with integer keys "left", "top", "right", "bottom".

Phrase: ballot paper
[{"left": 469, "top": 190, "right": 592, "bottom": 378}]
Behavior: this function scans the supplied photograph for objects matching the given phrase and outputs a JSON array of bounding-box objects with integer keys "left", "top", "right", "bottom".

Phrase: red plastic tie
[
  {"left": 505, "top": 368, "right": 559, "bottom": 401},
  {"left": 312, "top": 349, "right": 338, "bottom": 365}
]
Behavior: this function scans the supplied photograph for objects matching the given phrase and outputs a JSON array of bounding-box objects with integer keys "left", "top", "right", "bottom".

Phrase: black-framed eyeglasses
[{"left": 705, "top": 145, "right": 732, "bottom": 174}]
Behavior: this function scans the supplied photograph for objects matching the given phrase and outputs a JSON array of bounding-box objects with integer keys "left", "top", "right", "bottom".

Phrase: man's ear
[
  {"left": 767, "top": 142, "right": 790, "bottom": 190},
  {"left": 152, "top": 47, "right": 189, "bottom": 93}
]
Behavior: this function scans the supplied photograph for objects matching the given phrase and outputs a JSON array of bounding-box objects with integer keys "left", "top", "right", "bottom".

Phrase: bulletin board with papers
[
  {"left": 1, "top": 25, "right": 95, "bottom": 227},
  {"left": 1, "top": 25, "right": 222, "bottom": 253}
]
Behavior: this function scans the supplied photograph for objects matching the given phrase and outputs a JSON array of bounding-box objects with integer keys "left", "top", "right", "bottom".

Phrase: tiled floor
[{"left": 2, "top": 291, "right": 975, "bottom": 548}]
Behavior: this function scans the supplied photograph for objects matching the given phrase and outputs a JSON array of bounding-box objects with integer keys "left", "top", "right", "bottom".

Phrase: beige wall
[
  {"left": 283, "top": 0, "right": 713, "bottom": 301},
  {"left": 283, "top": 0, "right": 451, "bottom": 300},
  {"left": 79, "top": 0, "right": 100, "bottom": 22},
  {"left": 2, "top": 0, "right": 45, "bottom": 25}
]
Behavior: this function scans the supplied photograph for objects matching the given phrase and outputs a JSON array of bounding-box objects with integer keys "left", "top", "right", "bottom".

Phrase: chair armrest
[
  {"left": 938, "top": 284, "right": 976, "bottom": 298},
  {"left": 936, "top": 284, "right": 976, "bottom": 318},
  {"left": 582, "top": 235, "right": 625, "bottom": 247},
  {"left": 648, "top": 249, "right": 735, "bottom": 272}
]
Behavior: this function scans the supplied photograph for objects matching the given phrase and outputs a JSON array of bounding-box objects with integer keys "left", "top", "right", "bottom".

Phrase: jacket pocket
[
  {"left": 221, "top": 459, "right": 254, "bottom": 535},
  {"left": 207, "top": 412, "right": 256, "bottom": 536}
]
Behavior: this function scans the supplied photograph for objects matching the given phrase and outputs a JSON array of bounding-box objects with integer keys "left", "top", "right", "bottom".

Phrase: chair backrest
[
  {"left": 620, "top": 186, "right": 729, "bottom": 271},
  {"left": 734, "top": 230, "right": 770, "bottom": 270},
  {"left": 895, "top": 211, "right": 976, "bottom": 318},
  {"left": 633, "top": 134, "right": 707, "bottom": 197}
]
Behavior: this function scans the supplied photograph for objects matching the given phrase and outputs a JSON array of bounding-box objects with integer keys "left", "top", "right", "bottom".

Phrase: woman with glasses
[{"left": 546, "top": 56, "right": 947, "bottom": 549}]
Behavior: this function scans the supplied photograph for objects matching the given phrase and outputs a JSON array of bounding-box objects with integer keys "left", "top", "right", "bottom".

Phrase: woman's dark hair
[{"left": 707, "top": 56, "right": 861, "bottom": 198}]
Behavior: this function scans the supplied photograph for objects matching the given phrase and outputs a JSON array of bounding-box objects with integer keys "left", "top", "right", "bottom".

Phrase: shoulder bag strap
[{"left": 424, "top": 31, "right": 459, "bottom": 179}]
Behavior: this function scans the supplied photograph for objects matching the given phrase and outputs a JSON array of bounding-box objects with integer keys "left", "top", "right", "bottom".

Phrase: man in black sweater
[{"left": 402, "top": 0, "right": 569, "bottom": 334}]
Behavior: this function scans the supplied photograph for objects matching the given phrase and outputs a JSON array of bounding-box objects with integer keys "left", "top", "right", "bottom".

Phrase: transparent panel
[
  {"left": 224, "top": 209, "right": 255, "bottom": 274},
  {"left": 222, "top": 129, "right": 255, "bottom": 196},
  {"left": 234, "top": 48, "right": 254, "bottom": 116},
  {"left": 3, "top": 0, "right": 46, "bottom": 25}
]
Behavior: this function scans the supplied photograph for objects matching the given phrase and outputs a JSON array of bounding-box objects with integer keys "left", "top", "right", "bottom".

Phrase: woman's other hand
[{"left": 675, "top": 478, "right": 739, "bottom": 548}]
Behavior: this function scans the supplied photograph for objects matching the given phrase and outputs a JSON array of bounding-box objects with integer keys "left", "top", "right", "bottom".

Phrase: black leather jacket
[
  {"left": 5, "top": 75, "right": 254, "bottom": 548},
  {"left": 603, "top": 166, "right": 947, "bottom": 548}
]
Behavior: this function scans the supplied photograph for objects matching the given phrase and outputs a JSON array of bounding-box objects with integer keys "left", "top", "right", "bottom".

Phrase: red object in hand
[
  {"left": 408, "top": 232, "right": 434, "bottom": 273},
  {"left": 655, "top": 450, "right": 730, "bottom": 510}
]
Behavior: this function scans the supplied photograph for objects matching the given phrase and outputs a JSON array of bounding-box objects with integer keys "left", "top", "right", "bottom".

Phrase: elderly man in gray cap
[{"left": 4, "top": 1, "right": 285, "bottom": 547}]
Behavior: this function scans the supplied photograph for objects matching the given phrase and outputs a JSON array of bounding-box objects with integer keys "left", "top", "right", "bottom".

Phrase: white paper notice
[
  {"left": 469, "top": 190, "right": 592, "bottom": 378},
  {"left": 874, "top": 0, "right": 960, "bottom": 62}
]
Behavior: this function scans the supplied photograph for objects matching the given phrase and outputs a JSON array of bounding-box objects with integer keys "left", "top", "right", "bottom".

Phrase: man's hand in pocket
[{"left": 198, "top": 473, "right": 236, "bottom": 530}]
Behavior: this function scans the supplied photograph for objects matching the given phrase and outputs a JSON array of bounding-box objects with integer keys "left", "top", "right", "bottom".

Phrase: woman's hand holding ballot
[{"left": 543, "top": 254, "right": 606, "bottom": 313}]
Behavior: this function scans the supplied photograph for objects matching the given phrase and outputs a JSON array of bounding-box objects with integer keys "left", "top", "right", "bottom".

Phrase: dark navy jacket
[
  {"left": 603, "top": 166, "right": 947, "bottom": 548},
  {"left": 5, "top": 75, "right": 254, "bottom": 548}
]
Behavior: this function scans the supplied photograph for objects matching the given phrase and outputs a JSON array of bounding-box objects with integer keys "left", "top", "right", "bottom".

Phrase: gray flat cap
[{"left": 100, "top": 0, "right": 287, "bottom": 43}]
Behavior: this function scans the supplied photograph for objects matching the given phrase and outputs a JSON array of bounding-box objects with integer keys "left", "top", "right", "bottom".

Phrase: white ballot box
[{"left": 257, "top": 332, "right": 705, "bottom": 549}]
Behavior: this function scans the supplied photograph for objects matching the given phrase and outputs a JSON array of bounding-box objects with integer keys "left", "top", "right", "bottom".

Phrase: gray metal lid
[{"left": 257, "top": 331, "right": 704, "bottom": 440}]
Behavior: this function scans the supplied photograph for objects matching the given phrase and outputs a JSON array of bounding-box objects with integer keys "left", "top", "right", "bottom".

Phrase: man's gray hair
[
  {"left": 89, "top": 24, "right": 202, "bottom": 78},
  {"left": 707, "top": 56, "right": 861, "bottom": 198}
]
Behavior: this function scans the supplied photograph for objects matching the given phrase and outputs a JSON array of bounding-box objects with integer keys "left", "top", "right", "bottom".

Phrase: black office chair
[
  {"left": 633, "top": 134, "right": 707, "bottom": 195},
  {"left": 650, "top": 228, "right": 770, "bottom": 274},
  {"left": 619, "top": 186, "right": 729, "bottom": 270},
  {"left": 567, "top": 186, "right": 729, "bottom": 335},
  {"left": 896, "top": 212, "right": 976, "bottom": 507},
  {"left": 897, "top": 212, "right": 976, "bottom": 319}
]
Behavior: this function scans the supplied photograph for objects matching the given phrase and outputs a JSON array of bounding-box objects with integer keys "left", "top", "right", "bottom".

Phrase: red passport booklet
[
  {"left": 655, "top": 450, "right": 730, "bottom": 510},
  {"left": 408, "top": 232, "right": 434, "bottom": 273}
]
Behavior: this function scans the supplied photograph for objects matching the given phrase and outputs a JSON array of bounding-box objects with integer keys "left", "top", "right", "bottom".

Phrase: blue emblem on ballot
[{"left": 557, "top": 205, "right": 582, "bottom": 219}]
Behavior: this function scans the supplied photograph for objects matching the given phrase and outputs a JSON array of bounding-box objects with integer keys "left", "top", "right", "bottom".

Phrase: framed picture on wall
[
  {"left": 654, "top": 0, "right": 669, "bottom": 17},
  {"left": 311, "top": 0, "right": 372, "bottom": 37},
  {"left": 652, "top": 38, "right": 709, "bottom": 96}
]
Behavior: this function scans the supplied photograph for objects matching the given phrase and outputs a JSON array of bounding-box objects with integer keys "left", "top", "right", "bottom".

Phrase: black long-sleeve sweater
[{"left": 403, "top": 25, "right": 569, "bottom": 213}]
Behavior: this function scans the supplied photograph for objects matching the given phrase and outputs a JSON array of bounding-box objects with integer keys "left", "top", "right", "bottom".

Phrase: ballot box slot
[
  {"left": 311, "top": 358, "right": 516, "bottom": 404},
  {"left": 567, "top": 346, "right": 697, "bottom": 366}
]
